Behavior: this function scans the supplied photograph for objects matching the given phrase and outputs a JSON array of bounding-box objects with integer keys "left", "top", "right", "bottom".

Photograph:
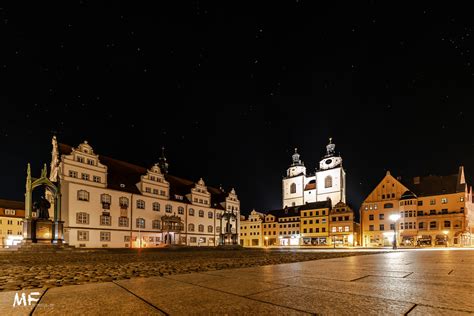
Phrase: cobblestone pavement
[{"left": 0, "top": 248, "right": 382, "bottom": 292}]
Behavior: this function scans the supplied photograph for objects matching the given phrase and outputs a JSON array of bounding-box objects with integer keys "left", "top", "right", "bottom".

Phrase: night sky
[{"left": 1, "top": 2, "right": 474, "bottom": 215}]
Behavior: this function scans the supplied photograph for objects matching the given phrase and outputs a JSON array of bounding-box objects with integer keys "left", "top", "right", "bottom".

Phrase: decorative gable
[{"left": 139, "top": 163, "right": 170, "bottom": 198}]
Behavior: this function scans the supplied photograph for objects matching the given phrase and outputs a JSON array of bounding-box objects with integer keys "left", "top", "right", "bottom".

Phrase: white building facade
[
  {"left": 282, "top": 138, "right": 346, "bottom": 208},
  {"left": 48, "top": 138, "right": 240, "bottom": 248}
]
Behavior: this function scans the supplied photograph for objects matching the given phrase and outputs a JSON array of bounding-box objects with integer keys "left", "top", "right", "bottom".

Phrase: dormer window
[
  {"left": 77, "top": 156, "right": 84, "bottom": 163},
  {"left": 87, "top": 159, "right": 94, "bottom": 166},
  {"left": 150, "top": 176, "right": 155, "bottom": 181},
  {"left": 145, "top": 187, "right": 151, "bottom": 193}
]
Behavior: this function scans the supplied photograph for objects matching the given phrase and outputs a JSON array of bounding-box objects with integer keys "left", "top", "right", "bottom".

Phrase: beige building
[
  {"left": 361, "top": 168, "right": 474, "bottom": 247},
  {"left": 239, "top": 210, "right": 264, "bottom": 247},
  {"left": 0, "top": 199, "right": 25, "bottom": 247},
  {"left": 329, "top": 201, "right": 360, "bottom": 246},
  {"left": 48, "top": 138, "right": 240, "bottom": 248}
]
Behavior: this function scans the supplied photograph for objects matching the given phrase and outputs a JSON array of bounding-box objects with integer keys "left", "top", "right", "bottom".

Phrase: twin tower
[{"left": 282, "top": 138, "right": 346, "bottom": 208}]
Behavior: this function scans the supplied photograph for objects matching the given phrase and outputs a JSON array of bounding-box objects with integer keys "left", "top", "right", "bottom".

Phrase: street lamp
[
  {"left": 389, "top": 214, "right": 400, "bottom": 249},
  {"left": 264, "top": 236, "right": 268, "bottom": 247},
  {"left": 442, "top": 230, "right": 449, "bottom": 247}
]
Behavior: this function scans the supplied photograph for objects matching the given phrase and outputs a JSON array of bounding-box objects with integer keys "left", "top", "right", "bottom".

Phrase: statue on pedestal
[{"left": 33, "top": 196, "right": 51, "bottom": 220}]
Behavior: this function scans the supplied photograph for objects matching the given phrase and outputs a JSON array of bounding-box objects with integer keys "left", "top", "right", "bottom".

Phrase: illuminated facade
[
  {"left": 48, "top": 137, "right": 240, "bottom": 248},
  {"left": 282, "top": 138, "right": 346, "bottom": 208},
  {"left": 0, "top": 199, "right": 25, "bottom": 247},
  {"left": 360, "top": 168, "right": 474, "bottom": 247},
  {"left": 239, "top": 210, "right": 264, "bottom": 247}
]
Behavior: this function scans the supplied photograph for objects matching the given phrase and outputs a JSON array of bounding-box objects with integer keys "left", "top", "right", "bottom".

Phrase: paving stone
[
  {"left": 408, "top": 305, "right": 473, "bottom": 315},
  {"left": 33, "top": 282, "right": 162, "bottom": 315},
  {"left": 249, "top": 285, "right": 415, "bottom": 315},
  {"left": 0, "top": 288, "right": 45, "bottom": 316},
  {"left": 116, "top": 276, "right": 308, "bottom": 315}
]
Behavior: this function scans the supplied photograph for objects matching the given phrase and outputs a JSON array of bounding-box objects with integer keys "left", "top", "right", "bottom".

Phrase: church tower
[
  {"left": 282, "top": 149, "right": 306, "bottom": 207},
  {"left": 315, "top": 138, "right": 346, "bottom": 204}
]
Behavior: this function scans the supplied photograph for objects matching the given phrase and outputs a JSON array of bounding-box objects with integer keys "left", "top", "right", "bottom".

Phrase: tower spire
[
  {"left": 158, "top": 146, "right": 169, "bottom": 174},
  {"left": 291, "top": 148, "right": 303, "bottom": 166}
]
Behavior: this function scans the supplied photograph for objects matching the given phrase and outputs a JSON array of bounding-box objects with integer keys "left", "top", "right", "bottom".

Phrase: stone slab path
[{"left": 1, "top": 249, "right": 473, "bottom": 315}]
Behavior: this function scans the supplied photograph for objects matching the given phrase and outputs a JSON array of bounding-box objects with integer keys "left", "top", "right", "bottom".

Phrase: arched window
[
  {"left": 189, "top": 208, "right": 195, "bottom": 216},
  {"left": 136, "top": 218, "right": 145, "bottom": 228},
  {"left": 152, "top": 202, "right": 160, "bottom": 212},
  {"left": 119, "top": 197, "right": 129, "bottom": 208},
  {"left": 208, "top": 211, "right": 213, "bottom": 219},
  {"left": 198, "top": 224, "right": 204, "bottom": 232},
  {"left": 178, "top": 206, "right": 184, "bottom": 215},
  {"left": 77, "top": 190, "right": 89, "bottom": 201},
  {"left": 199, "top": 210, "right": 204, "bottom": 217},
  {"left": 136, "top": 200, "right": 145, "bottom": 209},
  {"left": 290, "top": 183, "right": 296, "bottom": 194},
  {"left": 325, "top": 176, "right": 332, "bottom": 188},
  {"left": 188, "top": 223, "right": 195, "bottom": 232},
  {"left": 208, "top": 225, "right": 213, "bottom": 233},
  {"left": 383, "top": 203, "right": 394, "bottom": 209},
  {"left": 165, "top": 204, "right": 172, "bottom": 213}
]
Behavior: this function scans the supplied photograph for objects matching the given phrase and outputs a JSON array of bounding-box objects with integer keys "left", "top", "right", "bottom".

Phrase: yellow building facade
[
  {"left": 361, "top": 167, "right": 474, "bottom": 247},
  {"left": 300, "top": 201, "right": 330, "bottom": 245},
  {"left": 239, "top": 210, "right": 264, "bottom": 247},
  {"left": 329, "top": 201, "right": 360, "bottom": 246}
]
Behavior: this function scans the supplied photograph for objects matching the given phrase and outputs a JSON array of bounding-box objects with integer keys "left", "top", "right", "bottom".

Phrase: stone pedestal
[{"left": 35, "top": 219, "right": 53, "bottom": 243}]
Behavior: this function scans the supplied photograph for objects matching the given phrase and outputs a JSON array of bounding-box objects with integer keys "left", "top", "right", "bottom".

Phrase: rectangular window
[
  {"left": 441, "top": 198, "right": 448, "bottom": 204},
  {"left": 190, "top": 237, "right": 197, "bottom": 243},
  {"left": 369, "top": 225, "right": 374, "bottom": 231},
  {"left": 322, "top": 227, "right": 326, "bottom": 232},
  {"left": 118, "top": 217, "right": 129, "bottom": 227},
  {"left": 93, "top": 176, "right": 101, "bottom": 183},
  {"left": 430, "top": 221, "right": 437, "bottom": 229},
  {"left": 338, "top": 226, "right": 343, "bottom": 232},
  {"left": 369, "top": 214, "right": 374, "bottom": 220},
  {"left": 379, "top": 214, "right": 384, "bottom": 220},
  {"left": 153, "top": 189, "right": 158, "bottom": 195},
  {"left": 100, "top": 231, "right": 111, "bottom": 242},
  {"left": 76, "top": 212, "right": 89, "bottom": 224},
  {"left": 136, "top": 218, "right": 145, "bottom": 229},
  {"left": 419, "top": 222, "right": 424, "bottom": 229},
  {"left": 77, "top": 230, "right": 89, "bottom": 241},
  {"left": 344, "top": 226, "right": 349, "bottom": 232},
  {"left": 81, "top": 173, "right": 89, "bottom": 181},
  {"left": 430, "top": 199, "right": 436, "bottom": 205},
  {"left": 87, "top": 159, "right": 94, "bottom": 165},
  {"left": 444, "top": 221, "right": 451, "bottom": 228},
  {"left": 379, "top": 224, "right": 384, "bottom": 231},
  {"left": 145, "top": 187, "right": 151, "bottom": 193},
  {"left": 418, "top": 201, "right": 423, "bottom": 206},
  {"left": 100, "top": 215, "right": 111, "bottom": 226},
  {"left": 69, "top": 170, "right": 78, "bottom": 178},
  {"left": 331, "top": 227, "right": 336, "bottom": 232},
  {"left": 390, "top": 223, "right": 395, "bottom": 230}
]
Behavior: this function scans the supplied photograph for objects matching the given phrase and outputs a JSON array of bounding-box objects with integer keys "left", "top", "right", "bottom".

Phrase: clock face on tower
[{"left": 325, "top": 159, "right": 332, "bottom": 165}]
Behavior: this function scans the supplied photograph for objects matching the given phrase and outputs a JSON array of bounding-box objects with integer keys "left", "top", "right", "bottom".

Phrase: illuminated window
[
  {"left": 331, "top": 227, "right": 336, "bottom": 233},
  {"left": 441, "top": 198, "right": 448, "bottom": 204},
  {"left": 178, "top": 207, "right": 184, "bottom": 215}
]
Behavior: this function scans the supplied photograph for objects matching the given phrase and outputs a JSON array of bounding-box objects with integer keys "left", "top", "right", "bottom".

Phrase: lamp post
[
  {"left": 389, "top": 214, "right": 400, "bottom": 250},
  {"left": 443, "top": 230, "right": 449, "bottom": 247}
]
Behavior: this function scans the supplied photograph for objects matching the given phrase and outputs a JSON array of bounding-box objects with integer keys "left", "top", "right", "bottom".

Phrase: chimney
[{"left": 413, "top": 176, "right": 420, "bottom": 184}]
